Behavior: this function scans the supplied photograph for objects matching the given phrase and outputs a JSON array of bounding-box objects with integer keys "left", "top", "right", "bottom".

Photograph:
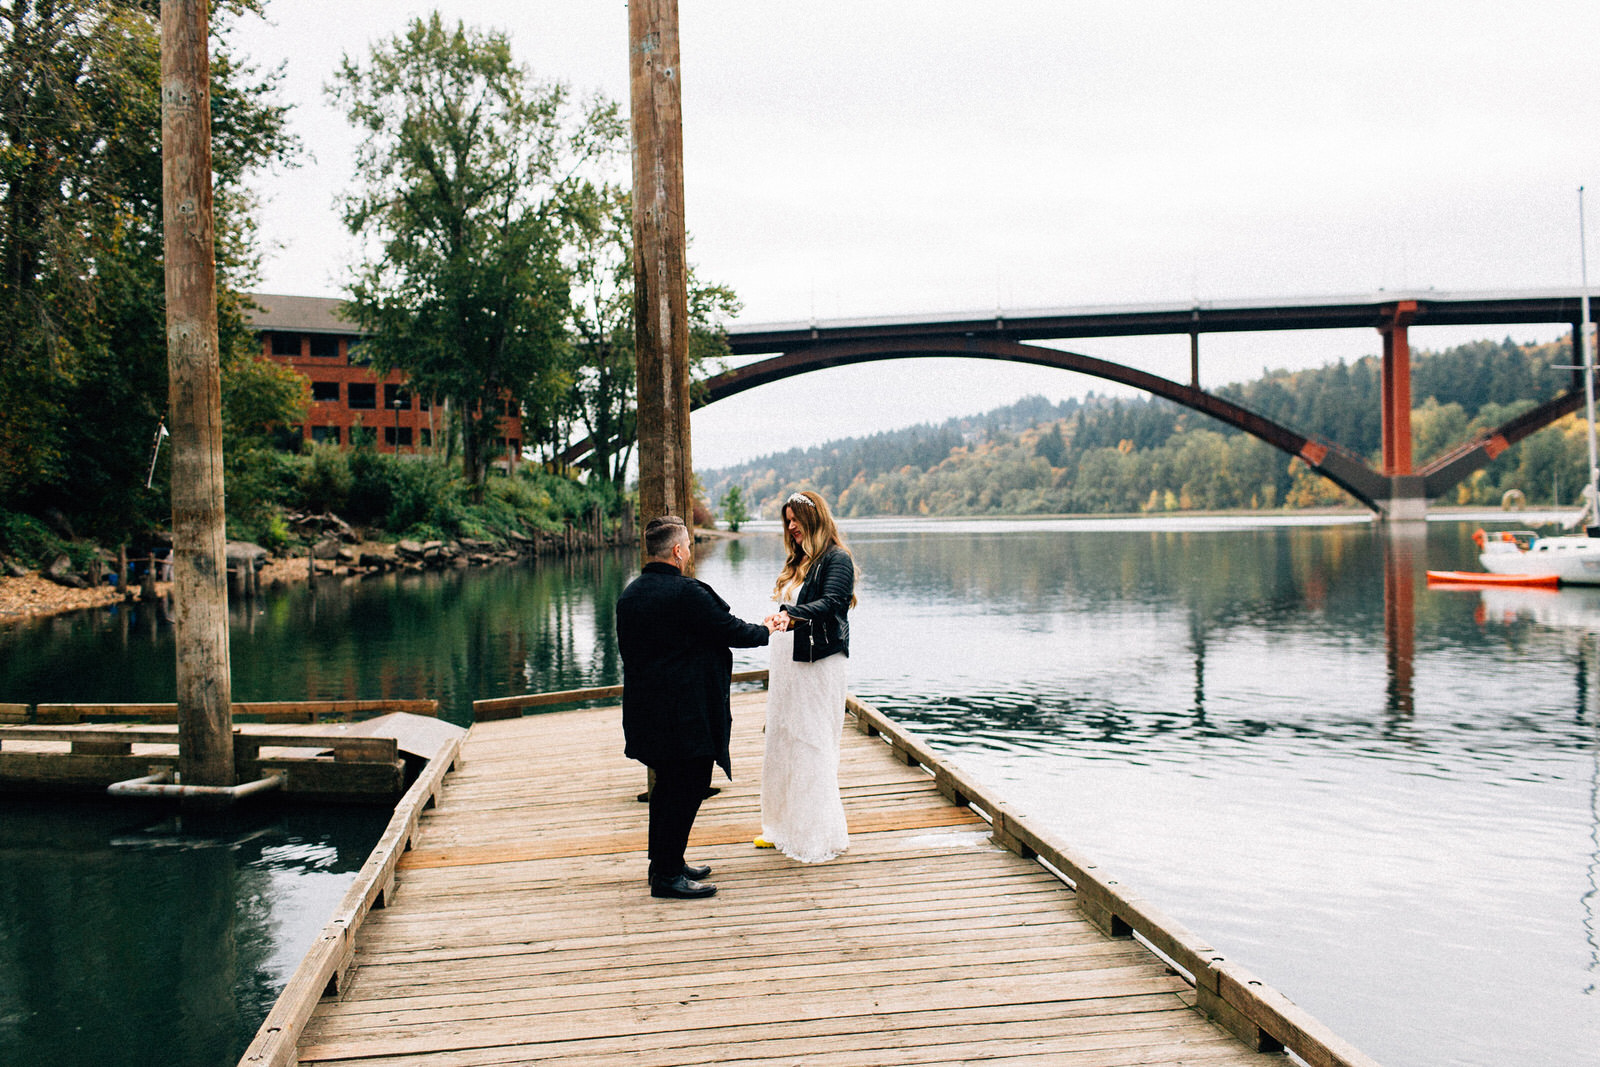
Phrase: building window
[
  {"left": 271, "top": 332, "right": 301, "bottom": 357},
  {"left": 311, "top": 426, "right": 341, "bottom": 445},
  {"left": 348, "top": 341, "right": 371, "bottom": 366},
  {"left": 418, "top": 395, "right": 431, "bottom": 412},
  {"left": 311, "top": 381, "right": 340, "bottom": 403},
  {"left": 507, "top": 438, "right": 521, "bottom": 454},
  {"left": 420, "top": 429, "right": 433, "bottom": 447},
  {"left": 384, "top": 384, "right": 411, "bottom": 410},
  {"left": 351, "top": 426, "right": 377, "bottom": 447},
  {"left": 384, "top": 427, "right": 414, "bottom": 447},
  {"left": 347, "top": 383, "right": 376, "bottom": 409},
  {"left": 308, "top": 334, "right": 340, "bottom": 359}
]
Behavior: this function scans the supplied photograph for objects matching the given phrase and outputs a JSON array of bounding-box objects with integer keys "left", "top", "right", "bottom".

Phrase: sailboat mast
[{"left": 1582, "top": 187, "right": 1598, "bottom": 528}]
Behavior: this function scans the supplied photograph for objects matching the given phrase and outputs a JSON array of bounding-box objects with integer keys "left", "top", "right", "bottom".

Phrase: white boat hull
[{"left": 1479, "top": 535, "right": 1600, "bottom": 584}]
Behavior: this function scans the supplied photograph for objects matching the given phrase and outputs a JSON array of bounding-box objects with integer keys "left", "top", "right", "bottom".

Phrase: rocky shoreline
[
  {"left": 0, "top": 506, "right": 652, "bottom": 623},
  {"left": 0, "top": 572, "right": 169, "bottom": 621},
  {"left": 0, "top": 538, "right": 582, "bottom": 623}
]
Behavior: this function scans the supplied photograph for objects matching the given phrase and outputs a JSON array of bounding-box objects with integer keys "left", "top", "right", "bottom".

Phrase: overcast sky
[{"left": 231, "top": 1, "right": 1600, "bottom": 470}]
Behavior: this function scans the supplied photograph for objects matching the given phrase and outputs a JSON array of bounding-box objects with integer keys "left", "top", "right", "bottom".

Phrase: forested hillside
[{"left": 705, "top": 338, "right": 1587, "bottom": 519}]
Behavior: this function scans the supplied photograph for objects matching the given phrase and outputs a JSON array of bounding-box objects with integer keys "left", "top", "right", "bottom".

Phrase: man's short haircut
[{"left": 644, "top": 515, "right": 689, "bottom": 559}]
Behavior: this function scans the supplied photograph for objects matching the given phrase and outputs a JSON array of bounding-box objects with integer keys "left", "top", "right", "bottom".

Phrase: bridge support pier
[
  {"left": 1379, "top": 302, "right": 1424, "bottom": 522},
  {"left": 1380, "top": 475, "right": 1429, "bottom": 523}
]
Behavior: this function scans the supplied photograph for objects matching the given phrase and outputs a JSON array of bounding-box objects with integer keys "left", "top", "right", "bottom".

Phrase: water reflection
[
  {"left": 0, "top": 550, "right": 640, "bottom": 725},
  {"left": 3, "top": 519, "right": 1596, "bottom": 776},
  {"left": 1381, "top": 524, "right": 1422, "bottom": 718},
  {"left": 717, "top": 519, "right": 1600, "bottom": 763},
  {"left": 0, "top": 798, "right": 384, "bottom": 1067},
  {"left": 1188, "top": 611, "right": 1206, "bottom": 723},
  {"left": 0, "top": 523, "right": 1486, "bottom": 740},
  {"left": 1588, "top": 745, "right": 1600, "bottom": 997}
]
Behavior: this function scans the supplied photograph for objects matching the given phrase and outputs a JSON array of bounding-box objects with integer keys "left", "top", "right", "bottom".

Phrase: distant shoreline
[
  {"left": 0, "top": 505, "right": 1567, "bottom": 624},
  {"left": 744, "top": 504, "right": 1574, "bottom": 526}
]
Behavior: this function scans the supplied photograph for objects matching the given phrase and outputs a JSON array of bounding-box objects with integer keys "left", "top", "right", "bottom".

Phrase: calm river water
[{"left": 2, "top": 514, "right": 1597, "bottom": 1066}]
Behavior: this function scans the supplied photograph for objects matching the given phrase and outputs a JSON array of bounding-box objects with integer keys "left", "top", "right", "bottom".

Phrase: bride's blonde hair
[{"left": 772, "top": 490, "right": 856, "bottom": 606}]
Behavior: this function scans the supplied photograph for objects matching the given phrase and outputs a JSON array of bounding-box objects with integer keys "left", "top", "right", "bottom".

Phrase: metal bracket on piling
[{"left": 106, "top": 769, "right": 285, "bottom": 802}]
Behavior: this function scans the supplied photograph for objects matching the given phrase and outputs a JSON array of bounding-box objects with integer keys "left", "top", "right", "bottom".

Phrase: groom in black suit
[{"left": 616, "top": 515, "right": 774, "bottom": 899}]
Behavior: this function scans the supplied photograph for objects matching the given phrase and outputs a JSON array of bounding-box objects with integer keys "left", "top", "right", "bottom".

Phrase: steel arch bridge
[
  {"left": 698, "top": 334, "right": 1581, "bottom": 514},
  {"left": 578, "top": 289, "right": 1597, "bottom": 516}
]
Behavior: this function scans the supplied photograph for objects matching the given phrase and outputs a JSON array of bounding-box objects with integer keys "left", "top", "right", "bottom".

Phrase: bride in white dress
[{"left": 759, "top": 490, "right": 857, "bottom": 863}]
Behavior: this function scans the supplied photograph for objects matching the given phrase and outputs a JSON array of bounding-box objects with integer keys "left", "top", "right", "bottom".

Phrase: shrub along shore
[
  {"left": 0, "top": 520, "right": 637, "bottom": 623},
  {"left": 0, "top": 446, "right": 657, "bottom": 622}
]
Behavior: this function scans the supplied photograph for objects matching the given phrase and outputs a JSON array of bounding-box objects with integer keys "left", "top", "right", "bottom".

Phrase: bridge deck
[{"left": 291, "top": 693, "right": 1286, "bottom": 1067}]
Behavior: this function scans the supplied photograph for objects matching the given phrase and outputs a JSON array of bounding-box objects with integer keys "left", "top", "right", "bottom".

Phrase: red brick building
[{"left": 246, "top": 293, "right": 523, "bottom": 462}]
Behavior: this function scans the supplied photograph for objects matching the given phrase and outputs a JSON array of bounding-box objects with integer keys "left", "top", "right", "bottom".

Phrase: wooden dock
[
  {"left": 0, "top": 700, "right": 457, "bottom": 801},
  {"left": 247, "top": 687, "right": 1378, "bottom": 1067}
]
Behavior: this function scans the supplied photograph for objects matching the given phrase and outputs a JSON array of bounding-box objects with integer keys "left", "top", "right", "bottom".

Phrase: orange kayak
[{"left": 1426, "top": 570, "right": 1561, "bottom": 588}]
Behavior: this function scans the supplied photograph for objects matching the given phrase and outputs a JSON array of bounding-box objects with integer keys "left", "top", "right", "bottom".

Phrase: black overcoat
[{"left": 616, "top": 561, "right": 770, "bottom": 778}]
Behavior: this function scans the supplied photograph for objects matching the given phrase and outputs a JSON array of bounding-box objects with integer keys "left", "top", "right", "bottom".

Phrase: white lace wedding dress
[{"left": 760, "top": 629, "right": 850, "bottom": 862}]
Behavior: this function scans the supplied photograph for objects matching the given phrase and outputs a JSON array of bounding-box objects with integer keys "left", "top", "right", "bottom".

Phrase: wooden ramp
[{"left": 284, "top": 692, "right": 1375, "bottom": 1067}]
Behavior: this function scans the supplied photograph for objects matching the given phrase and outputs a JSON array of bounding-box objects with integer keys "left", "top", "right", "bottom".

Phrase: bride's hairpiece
[{"left": 786, "top": 492, "right": 814, "bottom": 506}]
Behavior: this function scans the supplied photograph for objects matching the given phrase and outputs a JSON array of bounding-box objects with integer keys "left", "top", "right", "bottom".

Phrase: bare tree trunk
[{"left": 162, "top": 0, "right": 233, "bottom": 787}]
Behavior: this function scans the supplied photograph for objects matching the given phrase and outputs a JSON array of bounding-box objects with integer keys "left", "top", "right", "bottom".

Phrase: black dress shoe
[
  {"left": 650, "top": 874, "right": 717, "bottom": 899},
  {"left": 681, "top": 862, "right": 711, "bottom": 880}
]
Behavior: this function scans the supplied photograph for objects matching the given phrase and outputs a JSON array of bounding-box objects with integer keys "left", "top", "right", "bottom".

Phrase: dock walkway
[{"left": 282, "top": 691, "right": 1375, "bottom": 1066}]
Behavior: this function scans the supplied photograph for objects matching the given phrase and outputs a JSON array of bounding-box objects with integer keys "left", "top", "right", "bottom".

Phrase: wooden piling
[
  {"left": 161, "top": 0, "right": 233, "bottom": 787},
  {"left": 629, "top": 0, "right": 695, "bottom": 554}
]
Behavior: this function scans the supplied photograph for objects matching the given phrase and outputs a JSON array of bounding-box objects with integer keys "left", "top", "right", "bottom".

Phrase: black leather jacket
[{"left": 780, "top": 545, "right": 854, "bottom": 662}]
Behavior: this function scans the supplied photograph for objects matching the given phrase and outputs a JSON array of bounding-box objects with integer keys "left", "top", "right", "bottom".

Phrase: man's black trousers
[{"left": 647, "top": 756, "right": 714, "bottom": 881}]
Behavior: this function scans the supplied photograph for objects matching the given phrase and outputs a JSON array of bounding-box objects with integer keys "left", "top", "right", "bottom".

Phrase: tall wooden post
[
  {"left": 629, "top": 0, "right": 695, "bottom": 554},
  {"left": 162, "top": 0, "right": 233, "bottom": 786}
]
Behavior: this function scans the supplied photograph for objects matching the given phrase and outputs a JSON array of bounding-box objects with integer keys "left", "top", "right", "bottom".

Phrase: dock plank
[{"left": 292, "top": 698, "right": 1287, "bottom": 1067}]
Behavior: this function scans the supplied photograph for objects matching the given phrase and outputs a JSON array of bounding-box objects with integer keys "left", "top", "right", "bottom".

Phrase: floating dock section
[
  {"left": 0, "top": 700, "right": 457, "bottom": 802},
  {"left": 243, "top": 681, "right": 1378, "bottom": 1066}
]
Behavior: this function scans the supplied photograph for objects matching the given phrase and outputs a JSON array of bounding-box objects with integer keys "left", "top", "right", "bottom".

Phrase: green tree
[
  {"left": 330, "top": 13, "right": 624, "bottom": 490},
  {"left": 1411, "top": 398, "right": 1471, "bottom": 467},
  {"left": 0, "top": 0, "right": 298, "bottom": 544},
  {"left": 1035, "top": 422, "right": 1068, "bottom": 466},
  {"left": 566, "top": 185, "right": 738, "bottom": 491},
  {"left": 719, "top": 485, "right": 750, "bottom": 532},
  {"left": 565, "top": 183, "right": 635, "bottom": 489}
]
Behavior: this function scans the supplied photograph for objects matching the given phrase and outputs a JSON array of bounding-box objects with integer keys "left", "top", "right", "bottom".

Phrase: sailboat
[
  {"left": 1474, "top": 187, "right": 1600, "bottom": 585},
  {"left": 1476, "top": 518, "right": 1600, "bottom": 584}
]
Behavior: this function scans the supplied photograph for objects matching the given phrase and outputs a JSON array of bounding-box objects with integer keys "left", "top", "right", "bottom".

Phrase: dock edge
[{"left": 844, "top": 693, "right": 1382, "bottom": 1067}]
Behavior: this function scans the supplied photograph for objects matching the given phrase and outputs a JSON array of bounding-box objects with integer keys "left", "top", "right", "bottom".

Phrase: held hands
[{"left": 763, "top": 612, "right": 791, "bottom": 633}]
